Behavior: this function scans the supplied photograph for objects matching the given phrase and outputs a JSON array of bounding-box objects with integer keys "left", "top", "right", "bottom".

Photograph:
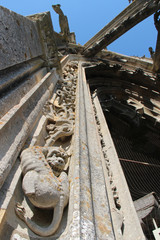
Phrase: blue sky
[{"left": 0, "top": 0, "right": 157, "bottom": 57}]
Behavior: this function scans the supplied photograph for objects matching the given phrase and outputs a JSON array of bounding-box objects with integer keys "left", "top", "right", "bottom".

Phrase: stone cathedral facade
[{"left": 0, "top": 1, "right": 160, "bottom": 239}]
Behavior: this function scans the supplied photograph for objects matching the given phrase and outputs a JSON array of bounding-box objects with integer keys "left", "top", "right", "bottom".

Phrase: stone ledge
[
  {"left": 0, "top": 68, "right": 47, "bottom": 119},
  {"left": 0, "top": 69, "right": 59, "bottom": 190},
  {"left": 0, "top": 58, "right": 44, "bottom": 93}
]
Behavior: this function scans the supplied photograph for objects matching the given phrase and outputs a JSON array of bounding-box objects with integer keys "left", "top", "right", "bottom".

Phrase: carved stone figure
[
  {"left": 15, "top": 146, "right": 69, "bottom": 237},
  {"left": 15, "top": 62, "right": 77, "bottom": 237},
  {"left": 45, "top": 119, "right": 74, "bottom": 146},
  {"left": 43, "top": 101, "right": 74, "bottom": 122},
  {"left": 52, "top": 4, "right": 70, "bottom": 39},
  {"left": 148, "top": 47, "right": 155, "bottom": 60},
  {"left": 43, "top": 64, "right": 77, "bottom": 148}
]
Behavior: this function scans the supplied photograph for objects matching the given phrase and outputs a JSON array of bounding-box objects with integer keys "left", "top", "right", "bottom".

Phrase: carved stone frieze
[
  {"left": 92, "top": 92, "right": 124, "bottom": 234},
  {"left": 15, "top": 61, "right": 78, "bottom": 237},
  {"left": 43, "top": 62, "right": 78, "bottom": 147},
  {"left": 91, "top": 89, "right": 145, "bottom": 239},
  {"left": 45, "top": 119, "right": 74, "bottom": 146}
]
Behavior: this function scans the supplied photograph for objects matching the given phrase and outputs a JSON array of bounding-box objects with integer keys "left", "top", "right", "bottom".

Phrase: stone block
[
  {"left": 0, "top": 6, "right": 43, "bottom": 71},
  {"left": 28, "top": 12, "right": 59, "bottom": 67}
]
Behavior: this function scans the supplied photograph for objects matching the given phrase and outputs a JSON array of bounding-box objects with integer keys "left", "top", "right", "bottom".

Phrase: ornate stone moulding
[
  {"left": 0, "top": 59, "right": 77, "bottom": 239},
  {"left": 0, "top": 56, "right": 152, "bottom": 240},
  {"left": 84, "top": 60, "right": 160, "bottom": 239}
]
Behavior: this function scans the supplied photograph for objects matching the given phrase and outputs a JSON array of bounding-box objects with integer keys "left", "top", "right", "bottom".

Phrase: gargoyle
[
  {"left": 148, "top": 47, "right": 155, "bottom": 60},
  {"left": 52, "top": 4, "right": 70, "bottom": 38},
  {"left": 15, "top": 146, "right": 69, "bottom": 237}
]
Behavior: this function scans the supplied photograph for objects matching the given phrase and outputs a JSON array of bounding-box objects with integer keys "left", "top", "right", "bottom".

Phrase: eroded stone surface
[
  {"left": 15, "top": 61, "right": 78, "bottom": 237},
  {"left": 0, "top": 6, "right": 42, "bottom": 71},
  {"left": 15, "top": 147, "right": 69, "bottom": 237}
]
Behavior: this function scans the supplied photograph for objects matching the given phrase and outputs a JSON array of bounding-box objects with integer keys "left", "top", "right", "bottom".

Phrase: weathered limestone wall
[
  {"left": 0, "top": 6, "right": 43, "bottom": 71},
  {"left": 0, "top": 7, "right": 43, "bottom": 188},
  {"left": 28, "top": 11, "right": 59, "bottom": 69},
  {"left": 0, "top": 7, "right": 61, "bottom": 238}
]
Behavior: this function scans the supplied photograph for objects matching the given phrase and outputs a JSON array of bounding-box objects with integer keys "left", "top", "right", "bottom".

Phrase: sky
[{"left": 0, "top": 0, "right": 158, "bottom": 58}]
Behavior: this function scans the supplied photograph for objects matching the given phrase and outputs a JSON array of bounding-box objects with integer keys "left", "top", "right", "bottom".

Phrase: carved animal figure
[
  {"left": 15, "top": 146, "right": 69, "bottom": 237},
  {"left": 52, "top": 4, "right": 70, "bottom": 37},
  {"left": 45, "top": 119, "right": 74, "bottom": 146}
]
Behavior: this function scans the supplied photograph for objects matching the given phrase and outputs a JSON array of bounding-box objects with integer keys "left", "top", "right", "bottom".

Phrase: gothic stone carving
[
  {"left": 92, "top": 90, "right": 124, "bottom": 235},
  {"left": 15, "top": 146, "right": 69, "bottom": 237},
  {"left": 45, "top": 119, "right": 74, "bottom": 146},
  {"left": 15, "top": 61, "right": 78, "bottom": 237},
  {"left": 52, "top": 4, "right": 70, "bottom": 40},
  {"left": 149, "top": 47, "right": 155, "bottom": 59},
  {"left": 44, "top": 62, "right": 77, "bottom": 147}
]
